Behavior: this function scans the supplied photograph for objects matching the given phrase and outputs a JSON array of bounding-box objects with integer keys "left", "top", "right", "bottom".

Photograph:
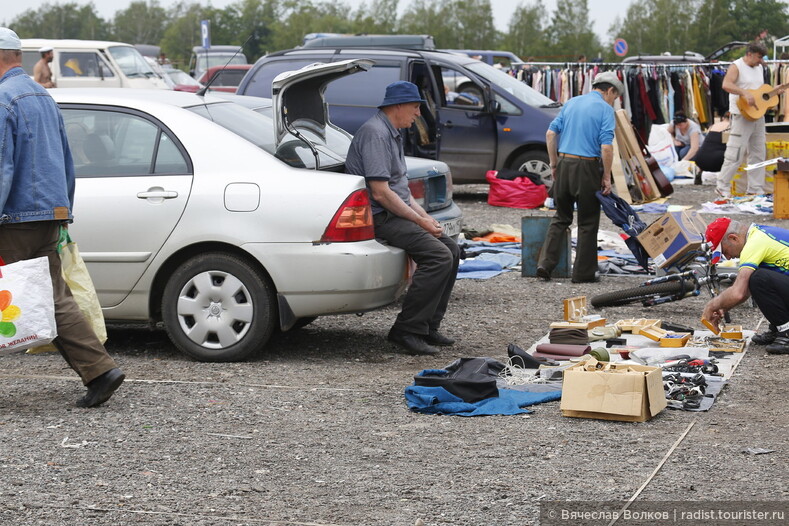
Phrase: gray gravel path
[{"left": 1, "top": 183, "right": 787, "bottom": 525}]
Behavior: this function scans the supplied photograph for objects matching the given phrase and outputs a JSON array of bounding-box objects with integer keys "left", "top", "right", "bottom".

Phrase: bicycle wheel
[{"left": 591, "top": 281, "right": 688, "bottom": 308}]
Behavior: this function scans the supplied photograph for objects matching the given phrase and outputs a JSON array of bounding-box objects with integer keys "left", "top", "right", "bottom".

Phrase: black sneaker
[
  {"left": 536, "top": 266, "right": 551, "bottom": 281},
  {"left": 387, "top": 328, "right": 439, "bottom": 356},
  {"left": 751, "top": 324, "right": 778, "bottom": 345},
  {"left": 766, "top": 334, "right": 789, "bottom": 355}
]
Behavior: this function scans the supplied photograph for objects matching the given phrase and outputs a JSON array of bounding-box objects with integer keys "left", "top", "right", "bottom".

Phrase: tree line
[{"left": 5, "top": 0, "right": 788, "bottom": 69}]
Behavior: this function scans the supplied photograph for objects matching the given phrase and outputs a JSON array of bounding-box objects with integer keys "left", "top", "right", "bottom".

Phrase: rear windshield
[{"left": 187, "top": 102, "right": 346, "bottom": 169}]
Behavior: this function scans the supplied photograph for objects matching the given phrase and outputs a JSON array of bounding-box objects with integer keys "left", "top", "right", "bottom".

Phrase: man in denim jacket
[{"left": 0, "top": 28, "right": 125, "bottom": 407}]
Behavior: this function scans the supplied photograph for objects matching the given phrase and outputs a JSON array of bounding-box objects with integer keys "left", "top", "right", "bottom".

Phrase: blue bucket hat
[{"left": 379, "top": 81, "right": 425, "bottom": 108}]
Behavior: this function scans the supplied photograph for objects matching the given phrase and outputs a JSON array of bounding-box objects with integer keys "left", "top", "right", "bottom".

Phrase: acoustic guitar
[{"left": 737, "top": 83, "right": 789, "bottom": 121}]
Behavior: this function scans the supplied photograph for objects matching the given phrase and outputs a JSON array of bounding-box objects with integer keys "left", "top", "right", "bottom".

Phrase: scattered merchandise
[{"left": 663, "top": 372, "right": 711, "bottom": 410}]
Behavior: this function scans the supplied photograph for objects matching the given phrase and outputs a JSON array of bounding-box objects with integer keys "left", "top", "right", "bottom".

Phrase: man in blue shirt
[
  {"left": 537, "top": 71, "right": 622, "bottom": 283},
  {"left": 346, "top": 81, "right": 460, "bottom": 356},
  {"left": 0, "top": 28, "right": 125, "bottom": 407}
]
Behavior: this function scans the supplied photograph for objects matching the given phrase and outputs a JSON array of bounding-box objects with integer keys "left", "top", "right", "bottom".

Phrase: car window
[
  {"left": 209, "top": 69, "right": 248, "bottom": 87},
  {"left": 61, "top": 108, "right": 189, "bottom": 176},
  {"left": 243, "top": 59, "right": 319, "bottom": 98},
  {"left": 438, "top": 66, "right": 484, "bottom": 109},
  {"left": 188, "top": 101, "right": 345, "bottom": 170},
  {"left": 21, "top": 51, "right": 38, "bottom": 75},
  {"left": 60, "top": 52, "right": 115, "bottom": 78},
  {"left": 107, "top": 46, "right": 155, "bottom": 79},
  {"left": 324, "top": 65, "right": 400, "bottom": 106},
  {"left": 464, "top": 61, "right": 557, "bottom": 108}
]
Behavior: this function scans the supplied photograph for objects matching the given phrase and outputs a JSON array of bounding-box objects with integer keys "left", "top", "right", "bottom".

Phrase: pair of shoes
[
  {"left": 76, "top": 368, "right": 125, "bottom": 408},
  {"left": 766, "top": 333, "right": 789, "bottom": 355},
  {"left": 425, "top": 329, "right": 455, "bottom": 346},
  {"left": 387, "top": 328, "right": 438, "bottom": 356},
  {"left": 751, "top": 324, "right": 778, "bottom": 345},
  {"left": 536, "top": 266, "right": 551, "bottom": 281}
]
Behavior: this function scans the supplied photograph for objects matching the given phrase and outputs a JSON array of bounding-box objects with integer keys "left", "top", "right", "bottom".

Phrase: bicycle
[{"left": 590, "top": 243, "right": 739, "bottom": 309}]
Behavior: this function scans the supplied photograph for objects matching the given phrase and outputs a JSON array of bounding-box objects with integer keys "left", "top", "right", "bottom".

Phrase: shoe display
[
  {"left": 76, "top": 368, "right": 125, "bottom": 408},
  {"left": 387, "top": 328, "right": 438, "bottom": 356},
  {"left": 765, "top": 334, "right": 789, "bottom": 355},
  {"left": 424, "top": 330, "right": 455, "bottom": 346},
  {"left": 536, "top": 266, "right": 551, "bottom": 281},
  {"left": 751, "top": 324, "right": 778, "bottom": 345}
]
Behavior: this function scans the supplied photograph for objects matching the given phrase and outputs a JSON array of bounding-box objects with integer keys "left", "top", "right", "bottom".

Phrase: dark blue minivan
[{"left": 237, "top": 48, "right": 561, "bottom": 185}]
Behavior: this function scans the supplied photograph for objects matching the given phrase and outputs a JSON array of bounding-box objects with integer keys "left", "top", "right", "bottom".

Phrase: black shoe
[
  {"left": 751, "top": 324, "right": 778, "bottom": 345},
  {"left": 387, "top": 328, "right": 438, "bottom": 356},
  {"left": 424, "top": 329, "right": 455, "bottom": 346},
  {"left": 77, "top": 368, "right": 125, "bottom": 408},
  {"left": 766, "top": 334, "right": 789, "bottom": 355},
  {"left": 536, "top": 266, "right": 551, "bottom": 281}
]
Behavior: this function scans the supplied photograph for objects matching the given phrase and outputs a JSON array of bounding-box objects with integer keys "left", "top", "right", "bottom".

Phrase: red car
[{"left": 198, "top": 64, "right": 253, "bottom": 93}]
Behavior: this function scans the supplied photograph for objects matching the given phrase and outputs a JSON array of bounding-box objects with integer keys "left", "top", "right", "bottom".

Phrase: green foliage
[
  {"left": 11, "top": 2, "right": 110, "bottom": 40},
  {"left": 8, "top": 0, "right": 788, "bottom": 68}
]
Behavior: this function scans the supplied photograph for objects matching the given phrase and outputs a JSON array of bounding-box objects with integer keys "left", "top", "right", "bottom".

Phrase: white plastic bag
[
  {"left": 0, "top": 256, "right": 57, "bottom": 355},
  {"left": 647, "top": 124, "right": 678, "bottom": 169}
]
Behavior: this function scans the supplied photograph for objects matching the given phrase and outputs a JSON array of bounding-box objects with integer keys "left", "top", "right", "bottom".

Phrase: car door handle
[
  {"left": 137, "top": 190, "right": 178, "bottom": 199},
  {"left": 443, "top": 121, "right": 454, "bottom": 128}
]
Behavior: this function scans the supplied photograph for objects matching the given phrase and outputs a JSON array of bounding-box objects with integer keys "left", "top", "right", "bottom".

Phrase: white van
[{"left": 21, "top": 39, "right": 169, "bottom": 89}]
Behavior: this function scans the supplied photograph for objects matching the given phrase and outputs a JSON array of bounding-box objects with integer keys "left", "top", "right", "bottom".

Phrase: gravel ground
[{"left": 1, "top": 182, "right": 787, "bottom": 526}]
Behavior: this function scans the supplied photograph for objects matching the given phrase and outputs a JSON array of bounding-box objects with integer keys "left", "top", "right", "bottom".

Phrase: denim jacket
[{"left": 0, "top": 67, "right": 74, "bottom": 224}]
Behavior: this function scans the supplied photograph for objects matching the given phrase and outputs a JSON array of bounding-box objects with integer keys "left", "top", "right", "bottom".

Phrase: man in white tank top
[{"left": 716, "top": 42, "right": 770, "bottom": 196}]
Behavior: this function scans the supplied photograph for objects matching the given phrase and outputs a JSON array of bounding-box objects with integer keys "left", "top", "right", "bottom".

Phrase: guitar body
[
  {"left": 737, "top": 83, "right": 788, "bottom": 121},
  {"left": 634, "top": 128, "right": 674, "bottom": 197}
]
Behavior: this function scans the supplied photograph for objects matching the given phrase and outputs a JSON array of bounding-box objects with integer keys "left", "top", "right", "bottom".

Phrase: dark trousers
[
  {"left": 0, "top": 221, "right": 117, "bottom": 385},
  {"left": 749, "top": 269, "right": 789, "bottom": 328},
  {"left": 373, "top": 212, "right": 460, "bottom": 335},
  {"left": 538, "top": 157, "right": 601, "bottom": 281}
]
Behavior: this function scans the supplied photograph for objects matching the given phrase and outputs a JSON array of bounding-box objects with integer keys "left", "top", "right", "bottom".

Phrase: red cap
[{"left": 705, "top": 217, "right": 731, "bottom": 250}]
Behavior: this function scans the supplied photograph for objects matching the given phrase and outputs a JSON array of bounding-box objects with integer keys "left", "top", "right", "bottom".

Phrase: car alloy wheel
[
  {"left": 162, "top": 253, "right": 275, "bottom": 362},
  {"left": 512, "top": 150, "right": 552, "bottom": 190}
]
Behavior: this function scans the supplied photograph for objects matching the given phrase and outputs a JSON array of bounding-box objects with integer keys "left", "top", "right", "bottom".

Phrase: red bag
[{"left": 486, "top": 170, "right": 548, "bottom": 209}]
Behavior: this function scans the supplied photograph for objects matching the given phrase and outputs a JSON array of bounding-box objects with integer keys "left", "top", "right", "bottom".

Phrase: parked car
[
  {"left": 443, "top": 49, "right": 525, "bottom": 71},
  {"left": 237, "top": 47, "right": 560, "bottom": 185},
  {"left": 189, "top": 45, "right": 248, "bottom": 80},
  {"left": 301, "top": 34, "right": 436, "bottom": 50},
  {"left": 164, "top": 66, "right": 204, "bottom": 92},
  {"left": 198, "top": 64, "right": 252, "bottom": 93},
  {"left": 21, "top": 39, "right": 169, "bottom": 89},
  {"left": 51, "top": 61, "right": 460, "bottom": 362}
]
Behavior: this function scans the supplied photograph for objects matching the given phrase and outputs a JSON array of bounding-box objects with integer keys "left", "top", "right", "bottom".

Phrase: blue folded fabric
[
  {"left": 404, "top": 385, "right": 562, "bottom": 416},
  {"left": 456, "top": 259, "right": 508, "bottom": 279}
]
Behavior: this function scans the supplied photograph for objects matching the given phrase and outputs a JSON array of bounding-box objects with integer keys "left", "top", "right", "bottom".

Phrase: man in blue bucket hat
[{"left": 346, "top": 81, "right": 460, "bottom": 356}]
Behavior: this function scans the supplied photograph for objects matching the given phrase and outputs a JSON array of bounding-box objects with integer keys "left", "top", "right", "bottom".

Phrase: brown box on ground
[
  {"left": 560, "top": 359, "right": 667, "bottom": 422},
  {"left": 720, "top": 325, "right": 743, "bottom": 339},
  {"left": 615, "top": 319, "right": 661, "bottom": 332},
  {"left": 637, "top": 211, "right": 708, "bottom": 268}
]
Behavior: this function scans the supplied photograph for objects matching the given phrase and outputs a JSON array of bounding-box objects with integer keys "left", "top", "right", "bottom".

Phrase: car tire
[
  {"left": 162, "top": 253, "right": 276, "bottom": 362},
  {"left": 511, "top": 150, "right": 552, "bottom": 190}
]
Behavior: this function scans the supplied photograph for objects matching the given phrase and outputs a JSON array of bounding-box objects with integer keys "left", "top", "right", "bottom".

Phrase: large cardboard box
[
  {"left": 560, "top": 359, "right": 667, "bottom": 422},
  {"left": 637, "top": 211, "right": 707, "bottom": 268}
]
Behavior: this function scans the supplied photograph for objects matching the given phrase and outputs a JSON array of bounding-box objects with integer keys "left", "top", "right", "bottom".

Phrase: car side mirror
[{"left": 490, "top": 100, "right": 501, "bottom": 114}]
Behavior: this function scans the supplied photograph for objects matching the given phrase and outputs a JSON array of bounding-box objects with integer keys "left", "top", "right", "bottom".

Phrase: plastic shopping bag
[
  {"left": 29, "top": 229, "right": 106, "bottom": 354},
  {"left": 0, "top": 256, "right": 57, "bottom": 355}
]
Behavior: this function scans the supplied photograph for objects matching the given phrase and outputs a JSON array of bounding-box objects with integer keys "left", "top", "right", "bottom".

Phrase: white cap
[
  {"left": 0, "top": 28, "right": 21, "bottom": 50},
  {"left": 38, "top": 46, "right": 53, "bottom": 53}
]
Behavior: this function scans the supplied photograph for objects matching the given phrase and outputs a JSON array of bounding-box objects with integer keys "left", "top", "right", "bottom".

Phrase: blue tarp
[{"left": 404, "top": 385, "right": 562, "bottom": 416}]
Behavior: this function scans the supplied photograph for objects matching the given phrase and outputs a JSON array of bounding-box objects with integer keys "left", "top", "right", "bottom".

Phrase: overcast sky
[{"left": 4, "top": 0, "right": 628, "bottom": 44}]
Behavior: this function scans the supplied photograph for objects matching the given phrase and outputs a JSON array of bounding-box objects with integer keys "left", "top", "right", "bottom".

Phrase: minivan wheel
[
  {"left": 511, "top": 150, "right": 552, "bottom": 189},
  {"left": 162, "top": 253, "right": 276, "bottom": 362}
]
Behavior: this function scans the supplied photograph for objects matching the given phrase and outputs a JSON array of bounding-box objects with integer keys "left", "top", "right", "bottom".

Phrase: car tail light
[
  {"left": 320, "top": 189, "right": 375, "bottom": 242},
  {"left": 408, "top": 179, "right": 426, "bottom": 207}
]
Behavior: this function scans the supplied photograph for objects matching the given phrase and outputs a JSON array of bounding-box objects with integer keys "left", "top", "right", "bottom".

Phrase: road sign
[
  {"left": 614, "top": 38, "right": 628, "bottom": 57},
  {"left": 201, "top": 20, "right": 211, "bottom": 49}
]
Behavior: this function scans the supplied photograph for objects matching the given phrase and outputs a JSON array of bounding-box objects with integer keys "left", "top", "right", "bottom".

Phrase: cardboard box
[
  {"left": 637, "top": 211, "right": 707, "bottom": 268},
  {"left": 560, "top": 359, "right": 667, "bottom": 422},
  {"left": 615, "top": 319, "right": 660, "bottom": 332}
]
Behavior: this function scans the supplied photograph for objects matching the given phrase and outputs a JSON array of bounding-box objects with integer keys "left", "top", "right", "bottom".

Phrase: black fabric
[
  {"left": 495, "top": 168, "right": 544, "bottom": 186},
  {"left": 748, "top": 269, "right": 789, "bottom": 328},
  {"left": 595, "top": 190, "right": 650, "bottom": 271},
  {"left": 414, "top": 357, "right": 503, "bottom": 403},
  {"left": 694, "top": 130, "right": 727, "bottom": 172}
]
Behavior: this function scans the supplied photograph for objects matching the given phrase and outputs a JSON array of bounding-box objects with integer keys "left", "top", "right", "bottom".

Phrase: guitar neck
[{"left": 767, "top": 82, "right": 789, "bottom": 98}]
